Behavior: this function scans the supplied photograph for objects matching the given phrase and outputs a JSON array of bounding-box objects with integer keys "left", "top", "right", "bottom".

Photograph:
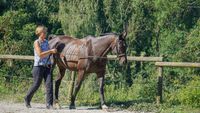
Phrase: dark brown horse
[{"left": 48, "top": 31, "right": 127, "bottom": 109}]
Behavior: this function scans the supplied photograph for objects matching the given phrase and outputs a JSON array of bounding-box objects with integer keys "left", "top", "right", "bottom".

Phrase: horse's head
[{"left": 112, "top": 31, "right": 127, "bottom": 65}]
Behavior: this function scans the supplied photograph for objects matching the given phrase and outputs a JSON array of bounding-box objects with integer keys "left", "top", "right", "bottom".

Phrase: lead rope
[{"left": 44, "top": 53, "right": 52, "bottom": 67}]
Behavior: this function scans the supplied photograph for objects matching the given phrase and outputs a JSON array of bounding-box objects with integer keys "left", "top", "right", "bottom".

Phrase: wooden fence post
[
  {"left": 156, "top": 66, "right": 163, "bottom": 105},
  {"left": 6, "top": 59, "right": 13, "bottom": 82}
]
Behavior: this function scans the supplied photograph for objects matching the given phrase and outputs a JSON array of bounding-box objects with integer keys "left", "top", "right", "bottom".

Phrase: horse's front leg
[
  {"left": 97, "top": 72, "right": 108, "bottom": 110},
  {"left": 70, "top": 70, "right": 85, "bottom": 109}
]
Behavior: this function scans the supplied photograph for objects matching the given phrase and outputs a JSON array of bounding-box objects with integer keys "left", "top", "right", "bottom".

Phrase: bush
[
  {"left": 168, "top": 76, "right": 200, "bottom": 107},
  {"left": 177, "top": 76, "right": 200, "bottom": 107}
]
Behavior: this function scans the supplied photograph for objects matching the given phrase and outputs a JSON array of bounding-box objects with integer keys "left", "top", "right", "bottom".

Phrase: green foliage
[
  {"left": 167, "top": 76, "right": 200, "bottom": 108},
  {"left": 59, "top": 0, "right": 99, "bottom": 37},
  {"left": 159, "top": 29, "right": 187, "bottom": 60},
  {"left": 0, "top": 10, "right": 34, "bottom": 54},
  {"left": 59, "top": 0, "right": 132, "bottom": 37},
  {"left": 177, "top": 20, "right": 200, "bottom": 62}
]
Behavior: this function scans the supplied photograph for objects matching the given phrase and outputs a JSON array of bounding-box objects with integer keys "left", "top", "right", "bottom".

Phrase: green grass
[{"left": 159, "top": 105, "right": 200, "bottom": 113}]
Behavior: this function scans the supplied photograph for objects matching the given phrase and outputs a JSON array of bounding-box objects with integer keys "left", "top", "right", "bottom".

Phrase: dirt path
[{"left": 0, "top": 102, "right": 139, "bottom": 113}]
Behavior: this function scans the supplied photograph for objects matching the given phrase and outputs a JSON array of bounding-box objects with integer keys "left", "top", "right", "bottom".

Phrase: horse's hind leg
[
  {"left": 54, "top": 67, "right": 65, "bottom": 109},
  {"left": 69, "top": 70, "right": 85, "bottom": 109}
]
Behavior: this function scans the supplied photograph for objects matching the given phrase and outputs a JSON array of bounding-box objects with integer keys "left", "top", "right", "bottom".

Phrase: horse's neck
[{"left": 93, "top": 36, "right": 116, "bottom": 57}]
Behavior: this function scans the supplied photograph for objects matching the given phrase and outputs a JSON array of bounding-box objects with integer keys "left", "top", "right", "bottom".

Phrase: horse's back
[{"left": 49, "top": 35, "right": 93, "bottom": 63}]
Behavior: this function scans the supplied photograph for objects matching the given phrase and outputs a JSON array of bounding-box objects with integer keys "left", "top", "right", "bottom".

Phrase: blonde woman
[{"left": 24, "top": 25, "right": 57, "bottom": 109}]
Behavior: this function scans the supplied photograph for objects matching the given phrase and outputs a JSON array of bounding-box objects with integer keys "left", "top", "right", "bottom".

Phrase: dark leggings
[{"left": 25, "top": 66, "right": 53, "bottom": 105}]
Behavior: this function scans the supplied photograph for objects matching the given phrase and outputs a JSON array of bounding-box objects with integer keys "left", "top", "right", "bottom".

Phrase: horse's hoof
[
  {"left": 54, "top": 100, "right": 61, "bottom": 109},
  {"left": 55, "top": 103, "right": 61, "bottom": 109},
  {"left": 101, "top": 104, "right": 108, "bottom": 110},
  {"left": 69, "top": 105, "right": 76, "bottom": 109}
]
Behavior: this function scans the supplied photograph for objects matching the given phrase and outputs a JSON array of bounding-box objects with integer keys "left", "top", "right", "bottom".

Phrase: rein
[{"left": 44, "top": 53, "right": 52, "bottom": 67}]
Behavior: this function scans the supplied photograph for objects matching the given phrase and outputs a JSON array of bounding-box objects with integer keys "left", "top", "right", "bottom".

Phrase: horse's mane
[
  {"left": 48, "top": 34, "right": 77, "bottom": 41},
  {"left": 48, "top": 33, "right": 117, "bottom": 41},
  {"left": 100, "top": 33, "right": 118, "bottom": 36}
]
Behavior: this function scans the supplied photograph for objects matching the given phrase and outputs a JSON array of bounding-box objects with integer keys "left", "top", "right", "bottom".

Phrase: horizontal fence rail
[
  {"left": 107, "top": 55, "right": 163, "bottom": 62},
  {"left": 0, "top": 55, "right": 34, "bottom": 60},
  {"left": 155, "top": 62, "right": 200, "bottom": 68},
  {"left": 0, "top": 54, "right": 163, "bottom": 62}
]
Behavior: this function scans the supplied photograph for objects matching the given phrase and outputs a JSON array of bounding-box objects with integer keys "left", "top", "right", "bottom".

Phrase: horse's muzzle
[{"left": 119, "top": 57, "right": 127, "bottom": 65}]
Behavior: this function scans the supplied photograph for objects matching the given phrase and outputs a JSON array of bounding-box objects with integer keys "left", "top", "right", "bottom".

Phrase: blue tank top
[{"left": 34, "top": 39, "right": 51, "bottom": 66}]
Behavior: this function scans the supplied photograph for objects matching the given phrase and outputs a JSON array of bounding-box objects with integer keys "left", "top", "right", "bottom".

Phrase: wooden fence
[
  {"left": 155, "top": 62, "right": 200, "bottom": 104},
  {"left": 4, "top": 54, "right": 200, "bottom": 105}
]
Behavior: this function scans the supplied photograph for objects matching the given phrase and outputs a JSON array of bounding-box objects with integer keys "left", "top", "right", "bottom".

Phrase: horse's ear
[
  {"left": 119, "top": 31, "right": 127, "bottom": 39},
  {"left": 119, "top": 22, "right": 128, "bottom": 39},
  {"left": 48, "top": 34, "right": 56, "bottom": 40}
]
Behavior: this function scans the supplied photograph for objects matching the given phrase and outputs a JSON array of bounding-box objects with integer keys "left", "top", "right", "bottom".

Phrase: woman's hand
[{"left": 50, "top": 49, "right": 57, "bottom": 54}]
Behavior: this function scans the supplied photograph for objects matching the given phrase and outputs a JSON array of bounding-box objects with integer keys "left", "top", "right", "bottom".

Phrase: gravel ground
[{"left": 0, "top": 102, "right": 141, "bottom": 113}]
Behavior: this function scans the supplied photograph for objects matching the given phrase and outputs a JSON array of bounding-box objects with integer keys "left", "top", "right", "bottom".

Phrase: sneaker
[{"left": 24, "top": 97, "right": 31, "bottom": 108}]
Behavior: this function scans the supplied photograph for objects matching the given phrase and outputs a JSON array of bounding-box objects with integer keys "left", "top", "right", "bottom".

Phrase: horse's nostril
[
  {"left": 123, "top": 60, "right": 126, "bottom": 65},
  {"left": 119, "top": 58, "right": 127, "bottom": 65}
]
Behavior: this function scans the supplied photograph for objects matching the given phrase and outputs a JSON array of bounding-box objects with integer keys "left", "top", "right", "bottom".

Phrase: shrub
[{"left": 168, "top": 76, "right": 200, "bottom": 107}]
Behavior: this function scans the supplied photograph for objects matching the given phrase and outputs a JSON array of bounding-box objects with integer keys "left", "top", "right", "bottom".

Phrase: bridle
[{"left": 112, "top": 38, "right": 126, "bottom": 58}]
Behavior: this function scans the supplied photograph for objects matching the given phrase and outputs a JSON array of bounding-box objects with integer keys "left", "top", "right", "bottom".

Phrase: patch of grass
[{"left": 159, "top": 105, "right": 200, "bottom": 113}]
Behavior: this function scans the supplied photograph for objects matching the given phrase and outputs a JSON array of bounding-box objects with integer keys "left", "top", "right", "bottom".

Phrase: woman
[{"left": 24, "top": 25, "right": 57, "bottom": 109}]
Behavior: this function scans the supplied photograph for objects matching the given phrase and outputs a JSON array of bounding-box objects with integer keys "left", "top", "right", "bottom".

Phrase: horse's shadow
[
  {"left": 32, "top": 99, "right": 153, "bottom": 111},
  {"left": 68, "top": 99, "right": 153, "bottom": 109},
  {"left": 103, "top": 99, "right": 154, "bottom": 108},
  {"left": 33, "top": 106, "right": 99, "bottom": 110}
]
